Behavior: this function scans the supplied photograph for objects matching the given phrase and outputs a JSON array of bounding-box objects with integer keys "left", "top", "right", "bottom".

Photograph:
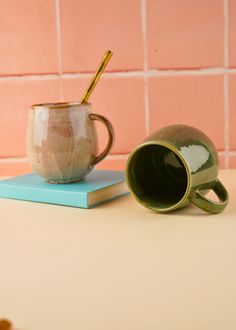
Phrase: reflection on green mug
[{"left": 126, "top": 125, "right": 228, "bottom": 214}]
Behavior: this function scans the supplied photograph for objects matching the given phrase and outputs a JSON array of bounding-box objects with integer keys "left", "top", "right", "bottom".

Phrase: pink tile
[
  {"left": 147, "top": 0, "right": 224, "bottom": 69},
  {"left": 0, "top": 157, "right": 128, "bottom": 177},
  {"left": 0, "top": 0, "right": 58, "bottom": 75},
  {"left": 63, "top": 77, "right": 146, "bottom": 153},
  {"left": 229, "top": 155, "right": 236, "bottom": 168},
  {"left": 229, "top": 0, "right": 236, "bottom": 67},
  {"left": 60, "top": 0, "right": 144, "bottom": 72},
  {"left": 96, "top": 157, "right": 128, "bottom": 171},
  {"left": 148, "top": 75, "right": 224, "bottom": 149},
  {"left": 229, "top": 74, "right": 236, "bottom": 149},
  {"left": 0, "top": 79, "right": 61, "bottom": 157},
  {"left": 0, "top": 160, "right": 31, "bottom": 176}
]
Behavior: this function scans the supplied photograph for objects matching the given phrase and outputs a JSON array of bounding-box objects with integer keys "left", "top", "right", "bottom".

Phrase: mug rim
[
  {"left": 126, "top": 140, "right": 192, "bottom": 212},
  {"left": 31, "top": 101, "right": 92, "bottom": 109}
]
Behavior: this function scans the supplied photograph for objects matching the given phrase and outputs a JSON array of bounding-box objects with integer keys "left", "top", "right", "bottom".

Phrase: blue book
[{"left": 0, "top": 170, "right": 129, "bottom": 208}]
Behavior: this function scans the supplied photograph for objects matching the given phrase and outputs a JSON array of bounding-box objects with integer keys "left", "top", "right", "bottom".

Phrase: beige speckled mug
[{"left": 27, "top": 102, "right": 114, "bottom": 183}]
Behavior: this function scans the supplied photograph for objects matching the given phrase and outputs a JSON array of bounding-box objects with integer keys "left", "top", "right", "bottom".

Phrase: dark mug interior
[{"left": 127, "top": 144, "right": 189, "bottom": 210}]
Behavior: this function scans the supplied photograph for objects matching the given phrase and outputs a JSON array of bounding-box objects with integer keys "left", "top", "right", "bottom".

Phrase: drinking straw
[{"left": 80, "top": 50, "right": 113, "bottom": 104}]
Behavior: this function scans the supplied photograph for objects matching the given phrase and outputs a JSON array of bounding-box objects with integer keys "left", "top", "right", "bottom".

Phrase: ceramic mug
[
  {"left": 126, "top": 125, "right": 228, "bottom": 214},
  {"left": 27, "top": 102, "right": 114, "bottom": 183}
]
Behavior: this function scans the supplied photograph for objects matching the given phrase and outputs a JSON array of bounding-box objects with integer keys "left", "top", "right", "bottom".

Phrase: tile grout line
[
  {"left": 0, "top": 74, "right": 60, "bottom": 81},
  {"left": 219, "top": 150, "right": 236, "bottom": 156},
  {"left": 141, "top": 0, "right": 150, "bottom": 135},
  {"left": 0, "top": 157, "right": 28, "bottom": 163},
  {"left": 228, "top": 151, "right": 236, "bottom": 156},
  {"left": 107, "top": 154, "right": 129, "bottom": 160},
  {"left": 224, "top": 0, "right": 230, "bottom": 168},
  {"left": 145, "top": 67, "right": 230, "bottom": 76},
  {"left": 55, "top": 0, "right": 64, "bottom": 101},
  {"left": 0, "top": 68, "right": 236, "bottom": 82},
  {"left": 63, "top": 67, "right": 235, "bottom": 78}
]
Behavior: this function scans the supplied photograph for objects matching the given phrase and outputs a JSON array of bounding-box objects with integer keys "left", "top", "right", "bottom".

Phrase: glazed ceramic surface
[
  {"left": 126, "top": 125, "right": 228, "bottom": 214},
  {"left": 27, "top": 102, "right": 114, "bottom": 183}
]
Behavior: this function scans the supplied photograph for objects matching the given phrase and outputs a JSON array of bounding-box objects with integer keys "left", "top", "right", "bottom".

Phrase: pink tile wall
[
  {"left": 147, "top": 0, "right": 224, "bottom": 69},
  {"left": 0, "top": 0, "right": 58, "bottom": 75},
  {"left": 148, "top": 75, "right": 224, "bottom": 149},
  {"left": 60, "top": 0, "right": 144, "bottom": 72},
  {"left": 0, "top": 79, "right": 61, "bottom": 157},
  {"left": 0, "top": 0, "right": 235, "bottom": 176}
]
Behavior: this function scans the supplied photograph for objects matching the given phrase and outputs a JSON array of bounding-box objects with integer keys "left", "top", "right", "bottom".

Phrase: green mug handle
[{"left": 190, "top": 180, "right": 229, "bottom": 214}]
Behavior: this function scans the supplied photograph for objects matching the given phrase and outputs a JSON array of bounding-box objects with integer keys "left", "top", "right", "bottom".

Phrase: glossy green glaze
[{"left": 126, "top": 125, "right": 228, "bottom": 214}]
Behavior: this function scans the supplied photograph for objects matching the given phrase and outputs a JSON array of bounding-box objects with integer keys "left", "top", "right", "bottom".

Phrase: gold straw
[{"left": 80, "top": 50, "right": 113, "bottom": 104}]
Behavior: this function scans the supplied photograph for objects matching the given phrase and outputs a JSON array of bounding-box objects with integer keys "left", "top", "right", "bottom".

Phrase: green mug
[{"left": 126, "top": 125, "right": 228, "bottom": 214}]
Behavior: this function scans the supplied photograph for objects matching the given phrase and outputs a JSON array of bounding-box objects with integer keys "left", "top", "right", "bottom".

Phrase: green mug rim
[{"left": 126, "top": 140, "right": 192, "bottom": 212}]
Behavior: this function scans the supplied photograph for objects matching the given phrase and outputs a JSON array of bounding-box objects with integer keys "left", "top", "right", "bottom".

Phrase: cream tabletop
[{"left": 0, "top": 170, "right": 236, "bottom": 330}]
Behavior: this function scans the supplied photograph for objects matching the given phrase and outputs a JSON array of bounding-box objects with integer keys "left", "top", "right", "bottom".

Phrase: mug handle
[
  {"left": 190, "top": 180, "right": 229, "bottom": 214},
  {"left": 89, "top": 113, "right": 114, "bottom": 166}
]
